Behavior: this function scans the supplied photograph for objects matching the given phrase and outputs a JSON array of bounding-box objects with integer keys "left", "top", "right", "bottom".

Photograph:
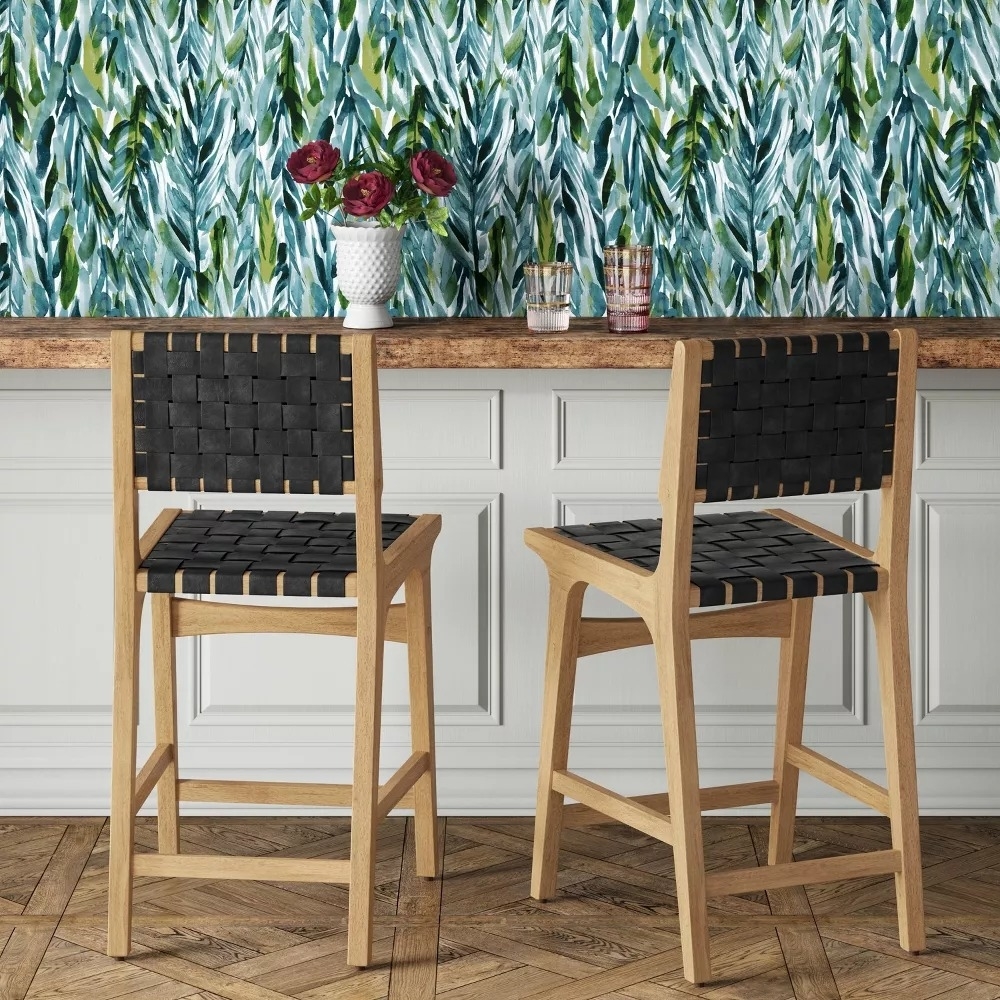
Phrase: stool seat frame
[
  {"left": 526, "top": 329, "right": 923, "bottom": 985},
  {"left": 109, "top": 331, "right": 440, "bottom": 968}
]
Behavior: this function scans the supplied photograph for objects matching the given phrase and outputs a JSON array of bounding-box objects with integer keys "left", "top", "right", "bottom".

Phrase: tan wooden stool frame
[
  {"left": 526, "top": 328, "right": 923, "bottom": 986},
  {"left": 108, "top": 331, "right": 441, "bottom": 968}
]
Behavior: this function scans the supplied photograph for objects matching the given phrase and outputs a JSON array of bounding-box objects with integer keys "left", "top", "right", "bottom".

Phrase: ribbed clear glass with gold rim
[{"left": 524, "top": 262, "right": 574, "bottom": 332}]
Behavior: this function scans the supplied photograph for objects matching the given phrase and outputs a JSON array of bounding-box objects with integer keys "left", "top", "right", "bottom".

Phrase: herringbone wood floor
[{"left": 2, "top": 817, "right": 1000, "bottom": 999}]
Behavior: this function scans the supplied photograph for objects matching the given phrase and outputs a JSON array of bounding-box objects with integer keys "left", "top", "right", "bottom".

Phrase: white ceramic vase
[{"left": 332, "top": 220, "right": 403, "bottom": 329}]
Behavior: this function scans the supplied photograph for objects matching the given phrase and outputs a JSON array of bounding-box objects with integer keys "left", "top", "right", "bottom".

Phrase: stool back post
[
  {"left": 651, "top": 337, "right": 714, "bottom": 984},
  {"left": 654, "top": 337, "right": 705, "bottom": 615},
  {"left": 108, "top": 328, "right": 143, "bottom": 957},
  {"left": 348, "top": 334, "right": 387, "bottom": 596},
  {"left": 875, "top": 327, "right": 918, "bottom": 581},
  {"left": 111, "top": 329, "right": 140, "bottom": 594},
  {"left": 867, "top": 326, "right": 925, "bottom": 953}
]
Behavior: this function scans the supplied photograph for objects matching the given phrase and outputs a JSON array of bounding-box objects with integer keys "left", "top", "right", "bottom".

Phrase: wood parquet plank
[
  {"left": 440, "top": 964, "right": 569, "bottom": 999},
  {"left": 749, "top": 826, "right": 839, "bottom": 1000},
  {"left": 819, "top": 923, "right": 1000, "bottom": 989},
  {"left": 822, "top": 936, "right": 970, "bottom": 999},
  {"left": 514, "top": 946, "right": 687, "bottom": 1000},
  {"left": 15, "top": 818, "right": 1000, "bottom": 998},
  {"left": 0, "top": 821, "right": 103, "bottom": 1000},
  {"left": 387, "top": 818, "right": 445, "bottom": 1000},
  {"left": 54, "top": 923, "right": 294, "bottom": 1000}
]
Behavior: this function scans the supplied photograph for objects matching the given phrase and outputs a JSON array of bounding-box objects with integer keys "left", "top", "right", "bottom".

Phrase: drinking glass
[
  {"left": 604, "top": 245, "right": 653, "bottom": 332},
  {"left": 524, "top": 262, "right": 574, "bottom": 332}
]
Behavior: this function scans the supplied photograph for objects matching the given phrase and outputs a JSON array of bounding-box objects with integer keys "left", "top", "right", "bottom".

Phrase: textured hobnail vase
[{"left": 332, "top": 221, "right": 403, "bottom": 329}]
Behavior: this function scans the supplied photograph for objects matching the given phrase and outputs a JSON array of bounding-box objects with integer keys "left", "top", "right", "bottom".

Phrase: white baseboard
[{"left": 3, "top": 764, "right": 999, "bottom": 816}]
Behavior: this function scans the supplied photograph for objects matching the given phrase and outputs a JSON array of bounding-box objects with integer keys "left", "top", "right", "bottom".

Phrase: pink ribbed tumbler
[{"left": 603, "top": 245, "right": 652, "bottom": 332}]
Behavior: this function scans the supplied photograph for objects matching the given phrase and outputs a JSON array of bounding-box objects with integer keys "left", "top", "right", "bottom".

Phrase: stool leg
[
  {"left": 348, "top": 596, "right": 387, "bottom": 968},
  {"left": 867, "top": 587, "right": 925, "bottom": 953},
  {"left": 531, "top": 576, "right": 586, "bottom": 902},
  {"left": 654, "top": 616, "right": 711, "bottom": 986},
  {"left": 152, "top": 594, "right": 180, "bottom": 855},
  {"left": 406, "top": 565, "right": 439, "bottom": 878},
  {"left": 768, "top": 598, "right": 813, "bottom": 865},
  {"left": 108, "top": 592, "right": 143, "bottom": 958}
]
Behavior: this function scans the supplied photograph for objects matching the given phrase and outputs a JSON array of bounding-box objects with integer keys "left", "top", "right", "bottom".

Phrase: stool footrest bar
[
  {"left": 134, "top": 744, "right": 174, "bottom": 810},
  {"left": 562, "top": 780, "right": 779, "bottom": 829},
  {"left": 133, "top": 853, "right": 351, "bottom": 884},
  {"left": 553, "top": 770, "right": 673, "bottom": 843},
  {"left": 786, "top": 744, "right": 890, "bottom": 815},
  {"left": 178, "top": 780, "right": 354, "bottom": 807},
  {"left": 177, "top": 775, "right": 420, "bottom": 812},
  {"left": 705, "top": 849, "right": 901, "bottom": 898}
]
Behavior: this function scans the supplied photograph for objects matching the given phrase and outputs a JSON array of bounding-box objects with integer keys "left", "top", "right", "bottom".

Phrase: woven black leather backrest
[
  {"left": 131, "top": 331, "right": 354, "bottom": 493},
  {"left": 695, "top": 331, "right": 899, "bottom": 502}
]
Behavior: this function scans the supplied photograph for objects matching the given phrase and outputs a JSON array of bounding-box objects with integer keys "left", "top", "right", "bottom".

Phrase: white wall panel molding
[
  {"left": 552, "top": 390, "right": 668, "bottom": 469},
  {"left": 381, "top": 389, "right": 501, "bottom": 470},
  {"left": 554, "top": 492, "right": 868, "bottom": 728},
  {"left": 916, "top": 493, "right": 1000, "bottom": 726},
  {"left": 0, "top": 494, "right": 112, "bottom": 727},
  {"left": 190, "top": 493, "right": 502, "bottom": 729},
  {"left": 918, "top": 390, "right": 1000, "bottom": 470},
  {"left": 0, "top": 390, "right": 110, "bottom": 466}
]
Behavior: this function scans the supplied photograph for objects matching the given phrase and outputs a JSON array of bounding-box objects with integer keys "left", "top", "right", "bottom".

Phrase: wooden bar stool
[
  {"left": 526, "top": 328, "right": 923, "bottom": 985},
  {"left": 108, "top": 329, "right": 441, "bottom": 967}
]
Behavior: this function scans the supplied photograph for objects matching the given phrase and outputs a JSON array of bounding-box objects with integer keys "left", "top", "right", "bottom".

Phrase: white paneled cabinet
[{"left": 0, "top": 366, "right": 997, "bottom": 814}]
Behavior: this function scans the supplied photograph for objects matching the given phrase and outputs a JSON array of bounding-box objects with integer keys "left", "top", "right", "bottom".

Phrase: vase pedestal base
[{"left": 343, "top": 302, "right": 393, "bottom": 329}]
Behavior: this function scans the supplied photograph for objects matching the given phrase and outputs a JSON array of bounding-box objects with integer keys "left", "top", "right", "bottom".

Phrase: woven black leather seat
[
  {"left": 556, "top": 511, "right": 879, "bottom": 607},
  {"left": 140, "top": 509, "right": 417, "bottom": 597}
]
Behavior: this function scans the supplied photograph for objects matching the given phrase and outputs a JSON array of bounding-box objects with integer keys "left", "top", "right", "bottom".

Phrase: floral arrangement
[{"left": 287, "top": 139, "right": 456, "bottom": 235}]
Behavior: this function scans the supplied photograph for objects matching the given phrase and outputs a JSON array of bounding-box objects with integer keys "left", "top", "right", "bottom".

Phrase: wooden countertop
[{"left": 2, "top": 317, "right": 1000, "bottom": 369}]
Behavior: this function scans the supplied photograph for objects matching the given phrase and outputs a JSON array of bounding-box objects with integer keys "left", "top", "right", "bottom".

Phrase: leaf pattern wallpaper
[{"left": 1, "top": 0, "right": 999, "bottom": 318}]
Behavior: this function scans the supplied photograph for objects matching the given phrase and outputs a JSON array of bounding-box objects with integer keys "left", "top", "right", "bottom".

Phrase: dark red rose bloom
[
  {"left": 286, "top": 141, "right": 340, "bottom": 184},
  {"left": 410, "top": 149, "right": 457, "bottom": 197},
  {"left": 341, "top": 170, "right": 396, "bottom": 217}
]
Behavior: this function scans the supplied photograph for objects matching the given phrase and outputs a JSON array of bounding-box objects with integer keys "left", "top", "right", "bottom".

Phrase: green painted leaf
[
  {"left": 617, "top": 0, "right": 635, "bottom": 32},
  {"left": 339, "top": 0, "right": 356, "bottom": 33},
  {"left": 258, "top": 193, "right": 278, "bottom": 284},
  {"left": 1, "top": 35, "right": 27, "bottom": 146},
  {"left": 58, "top": 223, "right": 79, "bottom": 309},
  {"left": 816, "top": 196, "right": 835, "bottom": 284},
  {"left": 895, "top": 224, "right": 915, "bottom": 309},
  {"left": 59, "top": 0, "right": 77, "bottom": 31}
]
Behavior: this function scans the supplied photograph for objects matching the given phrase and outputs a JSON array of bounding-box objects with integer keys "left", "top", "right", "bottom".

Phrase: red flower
[
  {"left": 286, "top": 141, "right": 340, "bottom": 184},
  {"left": 341, "top": 171, "right": 396, "bottom": 217},
  {"left": 410, "top": 149, "right": 457, "bottom": 197}
]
